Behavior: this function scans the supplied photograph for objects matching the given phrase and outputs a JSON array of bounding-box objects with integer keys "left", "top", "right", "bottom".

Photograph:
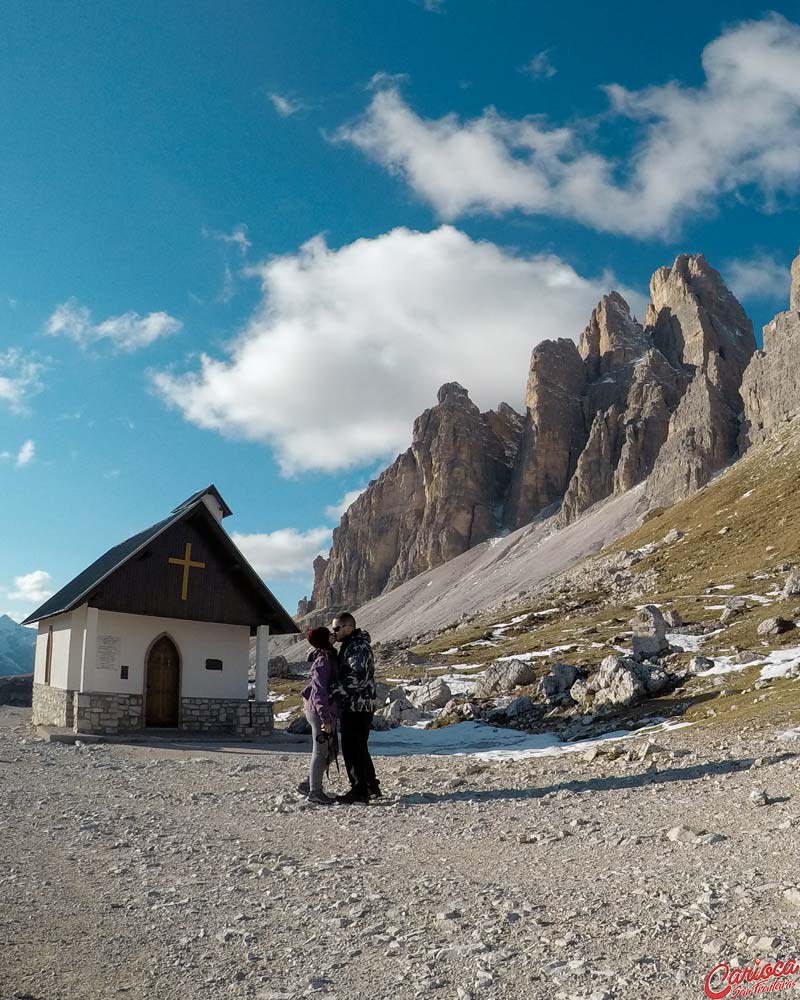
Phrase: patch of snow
[
  {"left": 440, "top": 647, "right": 462, "bottom": 655},
  {"left": 707, "top": 584, "right": 735, "bottom": 591},
  {"left": 666, "top": 632, "right": 709, "bottom": 652},
  {"left": 268, "top": 694, "right": 287, "bottom": 703},
  {"left": 275, "top": 709, "right": 294, "bottom": 722},
  {"left": 492, "top": 613, "right": 531, "bottom": 629},
  {"left": 531, "top": 607, "right": 560, "bottom": 617},
  {"left": 698, "top": 643, "right": 800, "bottom": 679},
  {"left": 703, "top": 605, "right": 727, "bottom": 611},
  {"left": 463, "top": 639, "right": 498, "bottom": 648},
  {"left": 741, "top": 489, "right": 754, "bottom": 499},
  {"left": 496, "top": 644, "right": 576, "bottom": 661},
  {"left": 370, "top": 719, "right": 691, "bottom": 760}
]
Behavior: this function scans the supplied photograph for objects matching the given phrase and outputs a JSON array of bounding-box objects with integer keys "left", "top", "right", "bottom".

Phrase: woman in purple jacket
[{"left": 299, "top": 626, "right": 340, "bottom": 805}]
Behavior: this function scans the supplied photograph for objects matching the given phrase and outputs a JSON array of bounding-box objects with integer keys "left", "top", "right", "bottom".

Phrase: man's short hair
[{"left": 337, "top": 611, "right": 356, "bottom": 627}]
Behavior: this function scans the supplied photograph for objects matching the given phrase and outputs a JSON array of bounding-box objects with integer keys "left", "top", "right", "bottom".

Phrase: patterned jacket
[{"left": 336, "top": 628, "right": 377, "bottom": 712}]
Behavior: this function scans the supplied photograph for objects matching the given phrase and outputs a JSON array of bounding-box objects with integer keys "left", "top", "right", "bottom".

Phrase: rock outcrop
[
  {"left": 504, "top": 339, "right": 587, "bottom": 530},
  {"left": 308, "top": 383, "right": 523, "bottom": 611},
  {"left": 644, "top": 255, "right": 756, "bottom": 504},
  {"left": 740, "top": 250, "right": 800, "bottom": 451},
  {"left": 303, "top": 252, "right": 768, "bottom": 613}
]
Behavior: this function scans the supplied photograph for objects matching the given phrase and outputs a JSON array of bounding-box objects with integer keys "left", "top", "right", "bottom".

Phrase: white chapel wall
[
  {"left": 34, "top": 613, "right": 72, "bottom": 688},
  {"left": 85, "top": 610, "right": 250, "bottom": 699}
]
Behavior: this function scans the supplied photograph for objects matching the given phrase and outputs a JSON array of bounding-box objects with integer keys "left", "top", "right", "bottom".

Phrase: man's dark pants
[{"left": 340, "top": 710, "right": 379, "bottom": 796}]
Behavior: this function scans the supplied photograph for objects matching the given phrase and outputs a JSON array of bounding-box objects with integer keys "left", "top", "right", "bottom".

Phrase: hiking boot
[
  {"left": 335, "top": 789, "right": 369, "bottom": 805},
  {"left": 307, "top": 790, "right": 334, "bottom": 805},
  {"left": 296, "top": 780, "right": 310, "bottom": 796},
  {"left": 368, "top": 785, "right": 382, "bottom": 799}
]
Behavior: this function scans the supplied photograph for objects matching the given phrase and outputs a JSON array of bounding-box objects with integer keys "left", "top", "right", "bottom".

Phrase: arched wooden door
[{"left": 145, "top": 636, "right": 180, "bottom": 727}]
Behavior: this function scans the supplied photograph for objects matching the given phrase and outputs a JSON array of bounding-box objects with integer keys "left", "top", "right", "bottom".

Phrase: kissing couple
[{"left": 299, "top": 612, "right": 381, "bottom": 805}]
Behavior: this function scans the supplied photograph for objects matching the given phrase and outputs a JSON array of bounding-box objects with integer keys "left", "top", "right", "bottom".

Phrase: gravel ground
[{"left": 3, "top": 705, "right": 800, "bottom": 1000}]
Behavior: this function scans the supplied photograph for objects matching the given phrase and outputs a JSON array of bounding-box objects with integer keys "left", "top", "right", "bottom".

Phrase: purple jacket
[{"left": 301, "top": 647, "right": 340, "bottom": 725}]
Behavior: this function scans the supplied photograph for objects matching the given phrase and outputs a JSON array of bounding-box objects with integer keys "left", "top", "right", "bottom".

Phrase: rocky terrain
[
  {"left": 301, "top": 252, "right": 767, "bottom": 617},
  {"left": 5, "top": 703, "right": 800, "bottom": 1000}
]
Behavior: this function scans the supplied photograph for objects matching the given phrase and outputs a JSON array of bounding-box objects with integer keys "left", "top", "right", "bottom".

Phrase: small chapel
[{"left": 24, "top": 485, "right": 299, "bottom": 737}]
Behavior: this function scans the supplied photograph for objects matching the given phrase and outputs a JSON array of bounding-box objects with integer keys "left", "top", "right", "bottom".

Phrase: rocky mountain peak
[
  {"left": 578, "top": 291, "right": 649, "bottom": 380},
  {"left": 791, "top": 248, "right": 800, "bottom": 313},
  {"left": 307, "top": 385, "right": 524, "bottom": 614},
  {"left": 646, "top": 253, "right": 755, "bottom": 404},
  {"left": 436, "top": 381, "right": 472, "bottom": 407}
]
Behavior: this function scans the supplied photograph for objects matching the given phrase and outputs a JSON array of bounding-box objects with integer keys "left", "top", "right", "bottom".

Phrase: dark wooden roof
[{"left": 22, "top": 491, "right": 299, "bottom": 634}]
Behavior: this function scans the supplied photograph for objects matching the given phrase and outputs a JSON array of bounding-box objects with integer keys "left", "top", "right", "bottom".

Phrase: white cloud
[
  {"left": 231, "top": 527, "right": 332, "bottom": 579},
  {"left": 337, "top": 15, "right": 800, "bottom": 239},
  {"left": 46, "top": 298, "right": 182, "bottom": 351},
  {"left": 724, "top": 252, "right": 792, "bottom": 302},
  {"left": 522, "top": 50, "right": 557, "bottom": 79},
  {"left": 16, "top": 440, "right": 35, "bottom": 468},
  {"left": 152, "top": 224, "right": 644, "bottom": 475},
  {"left": 269, "top": 93, "right": 306, "bottom": 117},
  {"left": 325, "top": 488, "right": 366, "bottom": 521},
  {"left": 0, "top": 349, "right": 44, "bottom": 413},
  {"left": 8, "top": 570, "right": 53, "bottom": 603}
]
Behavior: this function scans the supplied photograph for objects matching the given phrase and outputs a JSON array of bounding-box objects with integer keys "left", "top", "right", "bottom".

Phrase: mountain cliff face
[
  {"left": 739, "top": 250, "right": 800, "bottom": 450},
  {"left": 306, "top": 383, "right": 523, "bottom": 612},
  {"left": 301, "top": 251, "right": 792, "bottom": 617}
]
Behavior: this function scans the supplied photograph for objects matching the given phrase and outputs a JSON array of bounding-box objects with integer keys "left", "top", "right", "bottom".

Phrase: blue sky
[{"left": 2, "top": 0, "right": 800, "bottom": 623}]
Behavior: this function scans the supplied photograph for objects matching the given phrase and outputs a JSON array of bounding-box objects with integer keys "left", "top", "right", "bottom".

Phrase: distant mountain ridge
[
  {"left": 0, "top": 615, "right": 36, "bottom": 677},
  {"left": 301, "top": 250, "right": 783, "bottom": 617}
]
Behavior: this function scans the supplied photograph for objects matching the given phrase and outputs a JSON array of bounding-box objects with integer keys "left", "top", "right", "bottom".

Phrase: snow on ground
[
  {"left": 370, "top": 718, "right": 690, "bottom": 760},
  {"left": 274, "top": 709, "right": 294, "bottom": 722},
  {"left": 530, "top": 607, "right": 560, "bottom": 617},
  {"left": 496, "top": 644, "right": 576, "bottom": 661},
  {"left": 666, "top": 629, "right": 724, "bottom": 652},
  {"left": 699, "top": 642, "right": 800, "bottom": 680}
]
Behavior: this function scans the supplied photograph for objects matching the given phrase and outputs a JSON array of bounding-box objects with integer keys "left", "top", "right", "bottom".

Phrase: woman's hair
[{"left": 306, "top": 626, "right": 334, "bottom": 650}]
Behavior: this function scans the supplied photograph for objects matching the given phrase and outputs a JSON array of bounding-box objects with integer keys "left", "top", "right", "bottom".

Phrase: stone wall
[
  {"left": 32, "top": 683, "right": 74, "bottom": 728},
  {"left": 34, "top": 686, "right": 273, "bottom": 738},
  {"left": 180, "top": 697, "right": 273, "bottom": 737},
  {"left": 75, "top": 692, "right": 143, "bottom": 735}
]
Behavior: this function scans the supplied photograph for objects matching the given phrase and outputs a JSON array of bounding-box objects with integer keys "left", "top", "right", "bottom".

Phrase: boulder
[
  {"left": 286, "top": 716, "right": 311, "bottom": 735},
  {"left": 783, "top": 571, "right": 800, "bottom": 599},
  {"left": 409, "top": 677, "right": 452, "bottom": 711},
  {"left": 377, "top": 697, "right": 422, "bottom": 726},
  {"left": 757, "top": 617, "right": 796, "bottom": 636},
  {"left": 506, "top": 695, "right": 535, "bottom": 720},
  {"left": 473, "top": 659, "right": 537, "bottom": 698},
  {"left": 687, "top": 655, "right": 714, "bottom": 675},
  {"left": 388, "top": 685, "right": 408, "bottom": 703},
  {"left": 629, "top": 605, "right": 670, "bottom": 658},
  {"left": 571, "top": 654, "right": 669, "bottom": 714},
  {"left": 374, "top": 681, "right": 391, "bottom": 706},
  {"left": 539, "top": 662, "right": 580, "bottom": 705},
  {"left": 662, "top": 608, "right": 683, "bottom": 628},
  {"left": 269, "top": 655, "right": 291, "bottom": 679}
]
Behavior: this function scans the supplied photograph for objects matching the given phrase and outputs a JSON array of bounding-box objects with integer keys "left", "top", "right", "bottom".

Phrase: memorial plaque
[{"left": 97, "top": 634, "right": 122, "bottom": 672}]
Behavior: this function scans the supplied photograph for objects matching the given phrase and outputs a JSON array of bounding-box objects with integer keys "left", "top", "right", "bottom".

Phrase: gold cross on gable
[{"left": 168, "top": 542, "right": 206, "bottom": 601}]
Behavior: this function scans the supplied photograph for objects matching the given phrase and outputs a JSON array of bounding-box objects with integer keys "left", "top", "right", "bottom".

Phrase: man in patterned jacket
[{"left": 331, "top": 612, "right": 381, "bottom": 804}]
